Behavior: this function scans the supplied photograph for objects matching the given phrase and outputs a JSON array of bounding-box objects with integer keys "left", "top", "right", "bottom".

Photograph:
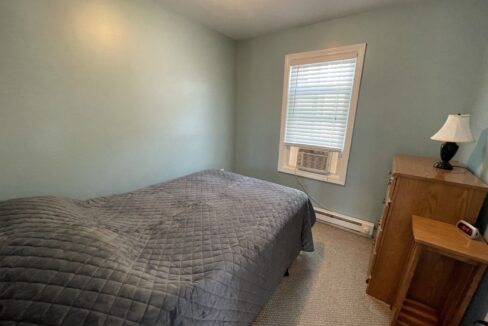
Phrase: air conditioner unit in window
[{"left": 296, "top": 148, "right": 331, "bottom": 175}]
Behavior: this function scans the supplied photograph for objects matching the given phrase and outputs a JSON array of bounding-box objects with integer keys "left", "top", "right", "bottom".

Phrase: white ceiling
[{"left": 158, "top": 0, "right": 421, "bottom": 40}]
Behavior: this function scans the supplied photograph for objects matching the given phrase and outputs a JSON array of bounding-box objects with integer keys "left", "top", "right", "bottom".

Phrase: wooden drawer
[
  {"left": 368, "top": 221, "right": 385, "bottom": 280},
  {"left": 385, "top": 176, "right": 396, "bottom": 204},
  {"left": 378, "top": 202, "right": 390, "bottom": 230},
  {"left": 379, "top": 176, "right": 395, "bottom": 230},
  {"left": 368, "top": 209, "right": 391, "bottom": 282},
  {"left": 368, "top": 226, "right": 383, "bottom": 280},
  {"left": 367, "top": 176, "right": 395, "bottom": 283}
]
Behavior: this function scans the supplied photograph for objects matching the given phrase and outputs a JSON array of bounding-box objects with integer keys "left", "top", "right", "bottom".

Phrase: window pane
[{"left": 284, "top": 58, "right": 357, "bottom": 151}]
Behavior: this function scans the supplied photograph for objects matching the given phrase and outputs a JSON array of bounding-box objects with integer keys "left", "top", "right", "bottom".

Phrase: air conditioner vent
[{"left": 297, "top": 148, "right": 331, "bottom": 175}]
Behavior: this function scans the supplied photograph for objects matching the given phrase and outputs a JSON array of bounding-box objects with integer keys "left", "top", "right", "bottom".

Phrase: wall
[
  {"left": 234, "top": 0, "right": 488, "bottom": 222},
  {"left": 0, "top": 0, "right": 235, "bottom": 201},
  {"left": 459, "top": 43, "right": 488, "bottom": 325}
]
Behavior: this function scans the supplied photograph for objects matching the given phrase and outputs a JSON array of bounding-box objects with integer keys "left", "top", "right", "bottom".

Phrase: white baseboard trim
[{"left": 314, "top": 207, "right": 374, "bottom": 238}]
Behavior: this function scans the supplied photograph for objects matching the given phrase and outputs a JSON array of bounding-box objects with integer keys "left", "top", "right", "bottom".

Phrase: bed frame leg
[{"left": 284, "top": 269, "right": 289, "bottom": 277}]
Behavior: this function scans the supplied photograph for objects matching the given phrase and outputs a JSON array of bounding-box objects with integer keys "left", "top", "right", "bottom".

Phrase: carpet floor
[{"left": 253, "top": 222, "right": 392, "bottom": 325}]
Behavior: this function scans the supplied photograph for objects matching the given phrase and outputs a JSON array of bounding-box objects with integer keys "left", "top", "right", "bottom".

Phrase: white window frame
[{"left": 277, "top": 43, "right": 366, "bottom": 185}]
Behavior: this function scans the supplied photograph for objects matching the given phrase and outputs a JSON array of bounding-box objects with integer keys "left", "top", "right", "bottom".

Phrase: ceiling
[{"left": 158, "top": 0, "right": 420, "bottom": 40}]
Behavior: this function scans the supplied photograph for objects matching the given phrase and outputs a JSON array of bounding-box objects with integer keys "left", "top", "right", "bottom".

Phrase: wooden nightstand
[{"left": 392, "top": 216, "right": 488, "bottom": 326}]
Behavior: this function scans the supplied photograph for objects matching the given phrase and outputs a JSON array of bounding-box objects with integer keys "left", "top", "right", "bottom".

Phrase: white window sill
[{"left": 278, "top": 165, "right": 345, "bottom": 185}]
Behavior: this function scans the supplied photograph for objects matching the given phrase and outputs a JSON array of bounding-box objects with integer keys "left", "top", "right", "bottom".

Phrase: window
[{"left": 278, "top": 43, "right": 366, "bottom": 185}]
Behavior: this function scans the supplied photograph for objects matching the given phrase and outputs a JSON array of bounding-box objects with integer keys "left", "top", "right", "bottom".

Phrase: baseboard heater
[{"left": 314, "top": 207, "right": 374, "bottom": 238}]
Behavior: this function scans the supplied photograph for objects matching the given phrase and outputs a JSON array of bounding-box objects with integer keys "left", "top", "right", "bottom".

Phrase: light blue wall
[
  {"left": 459, "top": 46, "right": 488, "bottom": 184},
  {"left": 0, "top": 0, "right": 235, "bottom": 200},
  {"left": 459, "top": 43, "right": 488, "bottom": 326},
  {"left": 234, "top": 0, "right": 488, "bottom": 222}
]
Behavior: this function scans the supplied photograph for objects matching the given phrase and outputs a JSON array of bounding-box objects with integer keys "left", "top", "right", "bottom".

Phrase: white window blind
[{"left": 284, "top": 58, "right": 357, "bottom": 151}]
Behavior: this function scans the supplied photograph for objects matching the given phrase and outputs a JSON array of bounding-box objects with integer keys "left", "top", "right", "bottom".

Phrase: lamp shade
[{"left": 431, "top": 114, "right": 474, "bottom": 143}]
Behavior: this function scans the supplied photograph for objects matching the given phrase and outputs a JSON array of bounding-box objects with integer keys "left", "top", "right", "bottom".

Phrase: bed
[{"left": 0, "top": 170, "right": 315, "bottom": 325}]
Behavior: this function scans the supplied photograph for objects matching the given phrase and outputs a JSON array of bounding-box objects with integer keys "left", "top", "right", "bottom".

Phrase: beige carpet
[{"left": 253, "top": 222, "right": 392, "bottom": 325}]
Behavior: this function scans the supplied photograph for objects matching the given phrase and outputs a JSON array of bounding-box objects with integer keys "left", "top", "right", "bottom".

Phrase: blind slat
[
  {"left": 284, "top": 57, "right": 356, "bottom": 151},
  {"left": 286, "top": 127, "right": 347, "bottom": 134},
  {"left": 289, "top": 72, "right": 356, "bottom": 78}
]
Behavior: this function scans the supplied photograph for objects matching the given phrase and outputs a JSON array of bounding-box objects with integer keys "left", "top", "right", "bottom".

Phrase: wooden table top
[
  {"left": 412, "top": 215, "right": 488, "bottom": 264},
  {"left": 393, "top": 154, "right": 488, "bottom": 191}
]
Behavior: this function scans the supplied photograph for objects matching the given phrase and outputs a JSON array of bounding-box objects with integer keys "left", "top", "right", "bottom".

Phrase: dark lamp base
[
  {"left": 434, "top": 141, "right": 459, "bottom": 171},
  {"left": 433, "top": 161, "right": 454, "bottom": 170}
]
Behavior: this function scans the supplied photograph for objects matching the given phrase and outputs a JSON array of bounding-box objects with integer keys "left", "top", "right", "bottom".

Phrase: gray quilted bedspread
[{"left": 0, "top": 170, "right": 315, "bottom": 326}]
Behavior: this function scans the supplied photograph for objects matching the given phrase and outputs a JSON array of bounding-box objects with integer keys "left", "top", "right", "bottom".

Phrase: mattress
[{"left": 0, "top": 170, "right": 315, "bottom": 325}]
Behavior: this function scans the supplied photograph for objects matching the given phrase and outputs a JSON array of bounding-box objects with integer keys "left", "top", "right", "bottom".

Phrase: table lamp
[{"left": 431, "top": 114, "right": 474, "bottom": 170}]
